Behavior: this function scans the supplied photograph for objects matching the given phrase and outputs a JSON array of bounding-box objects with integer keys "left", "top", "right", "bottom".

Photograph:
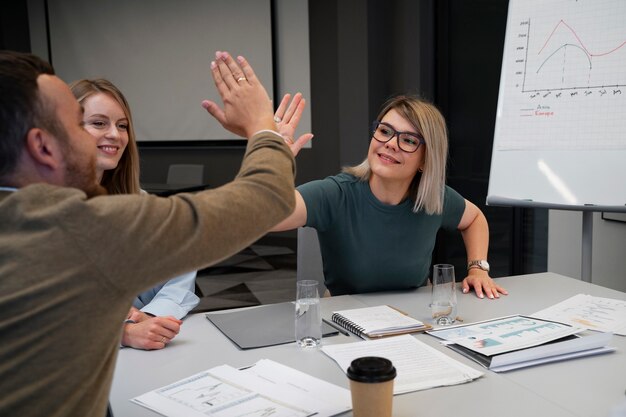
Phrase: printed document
[
  {"left": 132, "top": 359, "right": 351, "bottom": 417},
  {"left": 427, "top": 315, "right": 581, "bottom": 356},
  {"left": 533, "top": 294, "right": 626, "bottom": 336},
  {"left": 321, "top": 334, "right": 483, "bottom": 394}
]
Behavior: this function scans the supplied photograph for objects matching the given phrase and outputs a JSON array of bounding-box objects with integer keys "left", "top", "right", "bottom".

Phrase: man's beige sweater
[{"left": 0, "top": 131, "right": 295, "bottom": 416}]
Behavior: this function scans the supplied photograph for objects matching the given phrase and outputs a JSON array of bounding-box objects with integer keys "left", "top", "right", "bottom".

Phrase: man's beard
[
  {"left": 64, "top": 151, "right": 107, "bottom": 198},
  {"left": 47, "top": 118, "right": 107, "bottom": 198}
]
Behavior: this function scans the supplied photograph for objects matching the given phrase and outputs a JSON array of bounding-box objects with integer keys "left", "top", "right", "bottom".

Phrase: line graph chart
[
  {"left": 494, "top": 0, "right": 626, "bottom": 151},
  {"left": 509, "top": 0, "right": 626, "bottom": 95},
  {"left": 522, "top": 17, "right": 626, "bottom": 92}
]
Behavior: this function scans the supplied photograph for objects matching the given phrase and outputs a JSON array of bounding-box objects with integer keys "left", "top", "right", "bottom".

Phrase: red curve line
[{"left": 538, "top": 19, "right": 626, "bottom": 57}]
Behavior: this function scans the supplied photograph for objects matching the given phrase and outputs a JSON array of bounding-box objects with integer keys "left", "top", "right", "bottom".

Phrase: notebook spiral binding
[{"left": 331, "top": 312, "right": 366, "bottom": 337}]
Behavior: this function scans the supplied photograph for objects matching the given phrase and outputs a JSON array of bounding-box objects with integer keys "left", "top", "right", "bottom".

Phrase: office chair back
[
  {"left": 166, "top": 164, "right": 204, "bottom": 185},
  {"left": 297, "top": 227, "right": 326, "bottom": 295}
]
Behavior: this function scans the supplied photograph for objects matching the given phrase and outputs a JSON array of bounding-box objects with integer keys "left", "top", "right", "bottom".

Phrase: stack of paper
[
  {"left": 132, "top": 359, "right": 351, "bottom": 417},
  {"left": 321, "top": 334, "right": 483, "bottom": 394},
  {"left": 428, "top": 315, "right": 615, "bottom": 372}
]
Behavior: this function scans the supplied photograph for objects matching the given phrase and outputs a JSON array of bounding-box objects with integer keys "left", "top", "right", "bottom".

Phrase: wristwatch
[{"left": 467, "top": 260, "right": 490, "bottom": 272}]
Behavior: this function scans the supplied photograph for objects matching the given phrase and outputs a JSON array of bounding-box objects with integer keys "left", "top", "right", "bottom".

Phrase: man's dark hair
[{"left": 0, "top": 50, "right": 56, "bottom": 180}]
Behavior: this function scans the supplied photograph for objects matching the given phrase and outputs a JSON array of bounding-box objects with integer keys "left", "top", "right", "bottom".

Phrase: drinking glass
[
  {"left": 431, "top": 264, "right": 458, "bottom": 325},
  {"left": 295, "top": 280, "right": 322, "bottom": 347}
]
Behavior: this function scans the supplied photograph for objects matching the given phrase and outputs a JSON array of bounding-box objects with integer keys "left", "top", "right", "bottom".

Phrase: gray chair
[
  {"left": 297, "top": 227, "right": 327, "bottom": 295},
  {"left": 166, "top": 164, "right": 204, "bottom": 185}
]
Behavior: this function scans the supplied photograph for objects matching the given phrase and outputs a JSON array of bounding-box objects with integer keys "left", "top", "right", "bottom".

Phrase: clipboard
[{"left": 206, "top": 302, "right": 338, "bottom": 349}]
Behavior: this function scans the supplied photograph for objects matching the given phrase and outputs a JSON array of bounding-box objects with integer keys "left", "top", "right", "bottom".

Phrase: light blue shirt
[
  {"left": 132, "top": 190, "right": 200, "bottom": 319},
  {"left": 133, "top": 270, "right": 199, "bottom": 319}
]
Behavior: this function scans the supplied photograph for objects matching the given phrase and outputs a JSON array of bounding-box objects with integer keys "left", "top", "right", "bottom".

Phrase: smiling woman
[
  {"left": 272, "top": 95, "right": 507, "bottom": 300},
  {"left": 82, "top": 94, "right": 130, "bottom": 175},
  {"left": 69, "top": 78, "right": 200, "bottom": 351},
  {"left": 70, "top": 79, "right": 140, "bottom": 195}
]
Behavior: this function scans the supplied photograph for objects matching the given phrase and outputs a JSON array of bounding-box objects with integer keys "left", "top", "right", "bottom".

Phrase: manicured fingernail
[
  {"left": 237, "top": 56, "right": 244, "bottom": 63},
  {"left": 210, "top": 61, "right": 216, "bottom": 69}
]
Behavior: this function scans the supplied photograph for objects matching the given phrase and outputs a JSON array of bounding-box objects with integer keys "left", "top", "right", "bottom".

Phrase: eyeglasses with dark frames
[{"left": 371, "top": 121, "right": 425, "bottom": 153}]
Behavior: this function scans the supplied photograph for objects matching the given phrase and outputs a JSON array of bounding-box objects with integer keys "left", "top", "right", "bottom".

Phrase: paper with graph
[
  {"left": 533, "top": 294, "right": 626, "bottom": 336},
  {"left": 428, "top": 315, "right": 582, "bottom": 356},
  {"left": 131, "top": 359, "right": 351, "bottom": 417}
]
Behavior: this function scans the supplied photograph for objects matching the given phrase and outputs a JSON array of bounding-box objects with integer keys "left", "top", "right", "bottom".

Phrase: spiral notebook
[{"left": 331, "top": 305, "right": 431, "bottom": 339}]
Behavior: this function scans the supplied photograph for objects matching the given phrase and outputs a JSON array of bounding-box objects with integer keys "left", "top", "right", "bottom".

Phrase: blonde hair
[
  {"left": 69, "top": 78, "right": 141, "bottom": 195},
  {"left": 343, "top": 95, "right": 448, "bottom": 214}
]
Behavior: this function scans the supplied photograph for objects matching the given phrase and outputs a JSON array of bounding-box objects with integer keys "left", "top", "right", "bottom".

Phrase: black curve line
[{"left": 536, "top": 43, "right": 592, "bottom": 73}]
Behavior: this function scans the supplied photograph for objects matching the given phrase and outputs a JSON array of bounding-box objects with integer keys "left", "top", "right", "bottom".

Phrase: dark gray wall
[
  {"left": 137, "top": 146, "right": 247, "bottom": 186},
  {"left": 0, "top": 1, "right": 30, "bottom": 51},
  {"left": 3, "top": 0, "right": 549, "bottom": 276}
]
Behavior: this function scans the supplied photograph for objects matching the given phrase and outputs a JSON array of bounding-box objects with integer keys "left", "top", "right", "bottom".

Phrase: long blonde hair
[
  {"left": 69, "top": 78, "right": 141, "bottom": 195},
  {"left": 343, "top": 95, "right": 448, "bottom": 214}
]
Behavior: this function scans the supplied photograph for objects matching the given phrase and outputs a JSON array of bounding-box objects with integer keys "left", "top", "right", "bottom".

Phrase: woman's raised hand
[{"left": 273, "top": 93, "right": 314, "bottom": 156}]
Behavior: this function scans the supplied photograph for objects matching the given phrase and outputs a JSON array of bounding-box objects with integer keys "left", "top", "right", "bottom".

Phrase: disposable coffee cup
[{"left": 346, "top": 357, "right": 396, "bottom": 417}]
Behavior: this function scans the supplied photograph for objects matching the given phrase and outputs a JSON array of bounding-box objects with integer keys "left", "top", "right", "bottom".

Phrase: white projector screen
[{"left": 45, "top": 0, "right": 273, "bottom": 142}]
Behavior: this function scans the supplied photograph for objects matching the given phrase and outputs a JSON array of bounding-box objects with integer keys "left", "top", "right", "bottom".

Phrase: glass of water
[
  {"left": 295, "top": 279, "right": 321, "bottom": 348},
  {"left": 431, "top": 264, "right": 458, "bottom": 326}
]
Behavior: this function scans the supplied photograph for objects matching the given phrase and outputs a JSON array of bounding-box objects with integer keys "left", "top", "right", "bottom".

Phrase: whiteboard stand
[
  {"left": 581, "top": 211, "right": 593, "bottom": 283},
  {"left": 487, "top": 198, "right": 626, "bottom": 285},
  {"left": 488, "top": 0, "right": 626, "bottom": 286}
]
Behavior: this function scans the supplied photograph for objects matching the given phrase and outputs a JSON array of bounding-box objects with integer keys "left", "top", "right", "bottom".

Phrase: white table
[{"left": 110, "top": 273, "right": 626, "bottom": 417}]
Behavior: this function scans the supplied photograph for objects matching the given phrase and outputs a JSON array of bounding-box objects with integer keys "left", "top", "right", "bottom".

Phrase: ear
[{"left": 24, "top": 127, "right": 63, "bottom": 172}]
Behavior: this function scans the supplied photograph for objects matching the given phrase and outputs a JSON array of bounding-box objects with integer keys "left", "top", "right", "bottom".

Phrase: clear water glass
[
  {"left": 295, "top": 280, "right": 322, "bottom": 347},
  {"left": 431, "top": 264, "right": 458, "bottom": 326}
]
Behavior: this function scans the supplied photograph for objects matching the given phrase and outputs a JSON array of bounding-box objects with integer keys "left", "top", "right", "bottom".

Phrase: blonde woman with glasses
[{"left": 273, "top": 95, "right": 507, "bottom": 299}]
